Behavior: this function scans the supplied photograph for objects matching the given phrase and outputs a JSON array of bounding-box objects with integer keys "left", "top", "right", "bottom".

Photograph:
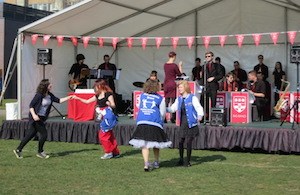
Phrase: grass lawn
[{"left": 0, "top": 140, "right": 300, "bottom": 195}]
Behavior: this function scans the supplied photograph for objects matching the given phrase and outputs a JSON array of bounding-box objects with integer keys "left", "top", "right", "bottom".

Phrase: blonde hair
[{"left": 177, "top": 80, "right": 191, "bottom": 94}]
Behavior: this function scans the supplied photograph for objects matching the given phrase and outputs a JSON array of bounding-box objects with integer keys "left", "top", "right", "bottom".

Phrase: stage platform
[{"left": 1, "top": 116, "right": 300, "bottom": 153}]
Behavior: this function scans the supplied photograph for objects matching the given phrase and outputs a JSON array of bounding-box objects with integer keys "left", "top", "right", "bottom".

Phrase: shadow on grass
[
  {"left": 160, "top": 154, "right": 226, "bottom": 168},
  {"left": 120, "top": 149, "right": 140, "bottom": 157},
  {"left": 50, "top": 148, "right": 99, "bottom": 157}
]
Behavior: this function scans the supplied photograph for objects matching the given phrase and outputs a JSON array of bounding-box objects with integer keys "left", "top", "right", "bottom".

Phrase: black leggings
[
  {"left": 179, "top": 137, "right": 194, "bottom": 162},
  {"left": 17, "top": 120, "right": 47, "bottom": 153}
]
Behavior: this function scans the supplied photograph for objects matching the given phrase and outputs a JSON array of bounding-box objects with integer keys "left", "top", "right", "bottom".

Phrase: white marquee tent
[{"left": 15, "top": 0, "right": 300, "bottom": 119}]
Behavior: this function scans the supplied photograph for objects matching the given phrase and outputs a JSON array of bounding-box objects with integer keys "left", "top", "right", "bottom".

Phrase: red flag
[
  {"left": 56, "top": 35, "right": 64, "bottom": 47},
  {"left": 71, "top": 37, "right": 78, "bottom": 46},
  {"left": 43, "top": 35, "right": 51, "bottom": 46},
  {"left": 288, "top": 31, "right": 297, "bottom": 45},
  {"left": 141, "top": 37, "right": 148, "bottom": 50},
  {"left": 252, "top": 34, "right": 261, "bottom": 46},
  {"left": 270, "top": 32, "right": 279, "bottom": 45},
  {"left": 31, "top": 34, "right": 38, "bottom": 45},
  {"left": 155, "top": 37, "right": 163, "bottom": 49},
  {"left": 171, "top": 37, "right": 179, "bottom": 50},
  {"left": 112, "top": 37, "right": 118, "bottom": 49},
  {"left": 127, "top": 37, "right": 133, "bottom": 48},
  {"left": 82, "top": 36, "right": 90, "bottom": 48},
  {"left": 202, "top": 36, "right": 211, "bottom": 49},
  {"left": 97, "top": 37, "right": 104, "bottom": 47},
  {"left": 218, "top": 35, "right": 227, "bottom": 47},
  {"left": 235, "top": 34, "right": 244, "bottom": 48},
  {"left": 186, "top": 36, "right": 194, "bottom": 49}
]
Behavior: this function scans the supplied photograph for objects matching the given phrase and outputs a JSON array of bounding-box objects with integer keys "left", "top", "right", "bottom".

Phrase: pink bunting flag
[
  {"left": 141, "top": 37, "right": 148, "bottom": 50},
  {"left": 202, "top": 36, "right": 211, "bottom": 49},
  {"left": 31, "top": 34, "right": 38, "bottom": 45},
  {"left": 82, "top": 36, "right": 90, "bottom": 48},
  {"left": 218, "top": 35, "right": 227, "bottom": 47},
  {"left": 186, "top": 36, "right": 194, "bottom": 49},
  {"left": 235, "top": 34, "right": 244, "bottom": 48},
  {"left": 71, "top": 37, "right": 78, "bottom": 46},
  {"left": 270, "top": 32, "right": 279, "bottom": 45},
  {"left": 112, "top": 37, "right": 118, "bottom": 49},
  {"left": 155, "top": 37, "right": 163, "bottom": 49},
  {"left": 97, "top": 37, "right": 104, "bottom": 47},
  {"left": 56, "top": 35, "right": 64, "bottom": 47},
  {"left": 252, "top": 34, "right": 262, "bottom": 46},
  {"left": 43, "top": 35, "right": 51, "bottom": 46},
  {"left": 127, "top": 38, "right": 133, "bottom": 48},
  {"left": 171, "top": 37, "right": 179, "bottom": 50},
  {"left": 288, "top": 31, "right": 297, "bottom": 45}
]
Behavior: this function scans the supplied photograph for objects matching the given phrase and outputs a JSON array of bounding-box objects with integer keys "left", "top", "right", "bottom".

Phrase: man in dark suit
[
  {"left": 231, "top": 61, "right": 247, "bottom": 90},
  {"left": 254, "top": 54, "right": 268, "bottom": 81},
  {"left": 98, "top": 54, "right": 117, "bottom": 93},
  {"left": 205, "top": 51, "right": 223, "bottom": 108}
]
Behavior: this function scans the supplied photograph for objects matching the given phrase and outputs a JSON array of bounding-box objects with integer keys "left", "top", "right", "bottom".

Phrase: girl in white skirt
[{"left": 129, "top": 80, "right": 172, "bottom": 171}]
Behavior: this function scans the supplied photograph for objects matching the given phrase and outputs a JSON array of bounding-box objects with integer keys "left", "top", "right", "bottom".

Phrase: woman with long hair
[
  {"left": 129, "top": 80, "right": 172, "bottom": 171},
  {"left": 168, "top": 80, "right": 204, "bottom": 167},
  {"left": 13, "top": 79, "right": 73, "bottom": 159},
  {"left": 163, "top": 51, "right": 183, "bottom": 123},
  {"left": 273, "top": 61, "right": 286, "bottom": 104},
  {"left": 74, "top": 79, "right": 120, "bottom": 159}
]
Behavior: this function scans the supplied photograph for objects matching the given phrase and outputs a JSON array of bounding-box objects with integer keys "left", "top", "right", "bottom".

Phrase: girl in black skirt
[
  {"left": 129, "top": 80, "right": 172, "bottom": 171},
  {"left": 167, "top": 80, "right": 204, "bottom": 166}
]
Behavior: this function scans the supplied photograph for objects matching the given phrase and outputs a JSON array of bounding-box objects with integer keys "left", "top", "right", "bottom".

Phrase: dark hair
[
  {"left": 215, "top": 57, "right": 221, "bottom": 62},
  {"left": 273, "top": 61, "right": 283, "bottom": 73},
  {"left": 94, "top": 79, "right": 112, "bottom": 95},
  {"left": 150, "top": 70, "right": 157, "bottom": 76},
  {"left": 195, "top": 58, "right": 201, "bottom": 62},
  {"left": 76, "top": 54, "right": 85, "bottom": 62},
  {"left": 36, "top": 79, "right": 50, "bottom": 95},
  {"left": 103, "top": 54, "right": 110, "bottom": 59},
  {"left": 168, "top": 51, "right": 176, "bottom": 58},
  {"left": 143, "top": 79, "right": 159, "bottom": 94},
  {"left": 234, "top": 61, "right": 240, "bottom": 65},
  {"left": 258, "top": 54, "right": 264, "bottom": 59}
]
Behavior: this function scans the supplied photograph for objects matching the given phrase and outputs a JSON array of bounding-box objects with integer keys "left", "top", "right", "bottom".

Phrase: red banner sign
[{"left": 230, "top": 92, "right": 251, "bottom": 123}]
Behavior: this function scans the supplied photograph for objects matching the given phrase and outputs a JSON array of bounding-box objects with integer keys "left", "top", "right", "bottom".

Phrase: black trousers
[{"left": 17, "top": 120, "right": 47, "bottom": 153}]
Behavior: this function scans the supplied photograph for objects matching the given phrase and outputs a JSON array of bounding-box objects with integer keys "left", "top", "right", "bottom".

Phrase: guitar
[
  {"left": 68, "top": 79, "right": 81, "bottom": 91},
  {"left": 68, "top": 68, "right": 90, "bottom": 91}
]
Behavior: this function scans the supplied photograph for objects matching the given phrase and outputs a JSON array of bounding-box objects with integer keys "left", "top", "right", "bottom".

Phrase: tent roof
[{"left": 19, "top": 0, "right": 300, "bottom": 38}]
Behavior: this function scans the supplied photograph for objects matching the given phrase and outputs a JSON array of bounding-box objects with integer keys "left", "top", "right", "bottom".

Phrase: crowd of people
[{"left": 13, "top": 51, "right": 287, "bottom": 172}]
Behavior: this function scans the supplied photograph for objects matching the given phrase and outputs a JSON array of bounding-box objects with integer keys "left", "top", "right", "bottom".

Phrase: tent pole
[
  {"left": 284, "top": 7, "right": 288, "bottom": 78},
  {"left": 17, "top": 33, "right": 22, "bottom": 119},
  {"left": 194, "top": 10, "right": 198, "bottom": 58}
]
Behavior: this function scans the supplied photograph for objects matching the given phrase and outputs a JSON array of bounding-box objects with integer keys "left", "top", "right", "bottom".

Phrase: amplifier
[
  {"left": 37, "top": 48, "right": 52, "bottom": 65},
  {"left": 210, "top": 108, "right": 227, "bottom": 127}
]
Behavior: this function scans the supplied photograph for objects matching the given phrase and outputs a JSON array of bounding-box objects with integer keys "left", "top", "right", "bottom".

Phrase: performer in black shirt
[
  {"left": 68, "top": 54, "right": 89, "bottom": 90},
  {"left": 231, "top": 61, "right": 247, "bottom": 90},
  {"left": 248, "top": 70, "right": 266, "bottom": 121},
  {"left": 254, "top": 54, "right": 268, "bottom": 81},
  {"left": 192, "top": 58, "right": 202, "bottom": 84},
  {"left": 98, "top": 54, "right": 117, "bottom": 93}
]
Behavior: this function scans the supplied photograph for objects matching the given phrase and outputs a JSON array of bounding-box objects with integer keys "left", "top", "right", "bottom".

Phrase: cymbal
[{"left": 133, "top": 81, "right": 144, "bottom": 88}]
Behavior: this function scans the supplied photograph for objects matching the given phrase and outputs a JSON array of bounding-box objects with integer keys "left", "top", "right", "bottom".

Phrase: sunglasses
[
  {"left": 258, "top": 58, "right": 263, "bottom": 59},
  {"left": 205, "top": 56, "right": 212, "bottom": 58}
]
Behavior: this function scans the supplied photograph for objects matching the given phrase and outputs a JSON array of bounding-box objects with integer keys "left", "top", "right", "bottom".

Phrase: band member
[
  {"left": 231, "top": 61, "right": 247, "bottom": 90},
  {"left": 192, "top": 58, "right": 202, "bottom": 85},
  {"left": 204, "top": 51, "right": 223, "bottom": 108},
  {"left": 98, "top": 54, "right": 117, "bottom": 93},
  {"left": 219, "top": 72, "right": 238, "bottom": 92},
  {"left": 13, "top": 79, "right": 73, "bottom": 159},
  {"left": 215, "top": 57, "right": 226, "bottom": 78},
  {"left": 163, "top": 51, "right": 183, "bottom": 123},
  {"left": 254, "top": 54, "right": 269, "bottom": 81},
  {"left": 129, "top": 80, "right": 171, "bottom": 171},
  {"left": 167, "top": 80, "right": 204, "bottom": 167},
  {"left": 273, "top": 61, "right": 286, "bottom": 104},
  {"left": 248, "top": 70, "right": 266, "bottom": 121},
  {"left": 74, "top": 79, "right": 120, "bottom": 159},
  {"left": 68, "top": 54, "right": 89, "bottom": 89},
  {"left": 146, "top": 70, "right": 162, "bottom": 90}
]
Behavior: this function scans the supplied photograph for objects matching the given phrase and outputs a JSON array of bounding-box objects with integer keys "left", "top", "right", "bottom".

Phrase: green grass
[{"left": 1, "top": 140, "right": 300, "bottom": 195}]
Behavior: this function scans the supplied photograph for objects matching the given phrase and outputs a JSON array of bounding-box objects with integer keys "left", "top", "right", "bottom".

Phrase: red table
[{"left": 68, "top": 93, "right": 97, "bottom": 121}]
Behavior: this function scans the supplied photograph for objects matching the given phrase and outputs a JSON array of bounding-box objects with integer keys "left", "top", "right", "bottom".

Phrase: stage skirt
[{"left": 129, "top": 124, "right": 172, "bottom": 149}]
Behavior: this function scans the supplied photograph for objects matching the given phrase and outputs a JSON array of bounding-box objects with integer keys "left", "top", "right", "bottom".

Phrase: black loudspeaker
[
  {"left": 210, "top": 108, "right": 227, "bottom": 127},
  {"left": 37, "top": 48, "right": 52, "bottom": 65}
]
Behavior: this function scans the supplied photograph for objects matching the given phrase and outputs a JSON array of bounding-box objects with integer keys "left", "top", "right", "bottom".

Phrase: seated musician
[
  {"left": 248, "top": 70, "right": 267, "bottom": 121},
  {"left": 146, "top": 70, "right": 162, "bottom": 90},
  {"left": 219, "top": 72, "right": 238, "bottom": 92},
  {"left": 68, "top": 54, "right": 90, "bottom": 90}
]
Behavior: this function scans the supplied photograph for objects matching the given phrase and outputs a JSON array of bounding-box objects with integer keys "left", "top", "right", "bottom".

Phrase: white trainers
[
  {"left": 13, "top": 150, "right": 23, "bottom": 159},
  {"left": 100, "top": 153, "right": 113, "bottom": 159},
  {"left": 36, "top": 151, "right": 50, "bottom": 159}
]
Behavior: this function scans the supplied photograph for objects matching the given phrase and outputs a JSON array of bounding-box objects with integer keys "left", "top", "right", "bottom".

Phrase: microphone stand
[{"left": 202, "top": 61, "right": 208, "bottom": 125}]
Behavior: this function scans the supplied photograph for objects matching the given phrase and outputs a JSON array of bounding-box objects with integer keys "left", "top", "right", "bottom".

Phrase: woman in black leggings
[{"left": 13, "top": 79, "right": 72, "bottom": 159}]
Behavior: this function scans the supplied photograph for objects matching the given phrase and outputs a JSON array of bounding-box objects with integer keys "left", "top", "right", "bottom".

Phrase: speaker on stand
[{"left": 210, "top": 108, "right": 227, "bottom": 127}]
